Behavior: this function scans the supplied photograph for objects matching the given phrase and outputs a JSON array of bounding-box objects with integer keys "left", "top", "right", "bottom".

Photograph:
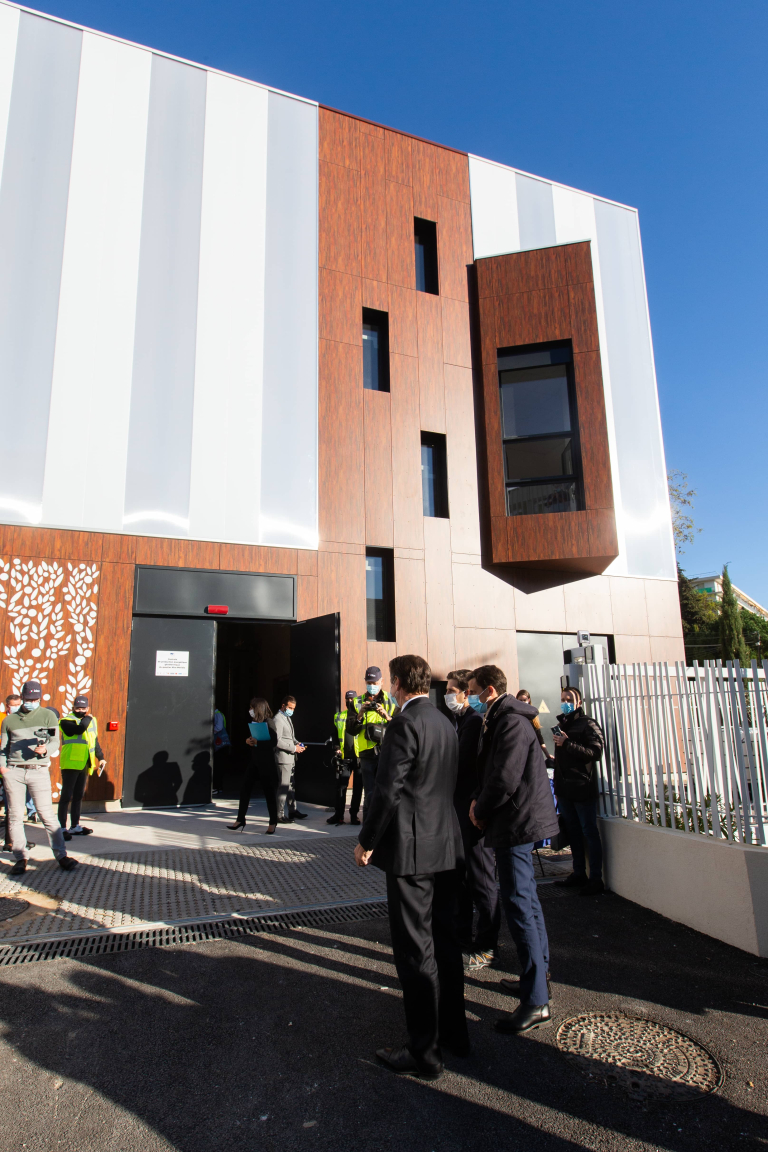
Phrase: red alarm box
[
  {"left": 107, "top": 721, "right": 119, "bottom": 732},
  {"left": 206, "top": 605, "right": 229, "bottom": 615}
]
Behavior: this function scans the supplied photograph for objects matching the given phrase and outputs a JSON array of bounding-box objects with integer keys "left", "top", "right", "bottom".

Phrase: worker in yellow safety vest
[
  {"left": 58, "top": 694, "right": 106, "bottom": 840},
  {"left": 328, "top": 691, "right": 364, "bottom": 826},
  {"left": 347, "top": 666, "right": 397, "bottom": 820}
]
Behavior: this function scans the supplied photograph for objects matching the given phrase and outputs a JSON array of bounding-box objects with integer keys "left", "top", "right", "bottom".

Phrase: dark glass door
[
  {"left": 290, "top": 613, "right": 340, "bottom": 805},
  {"left": 123, "top": 616, "right": 216, "bottom": 808}
]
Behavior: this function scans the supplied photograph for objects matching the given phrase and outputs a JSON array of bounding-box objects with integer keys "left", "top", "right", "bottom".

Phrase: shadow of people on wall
[
  {"left": 181, "top": 750, "right": 212, "bottom": 806},
  {"left": 133, "top": 751, "right": 182, "bottom": 808}
]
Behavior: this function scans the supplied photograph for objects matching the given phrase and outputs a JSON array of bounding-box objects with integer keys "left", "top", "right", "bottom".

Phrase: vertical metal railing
[{"left": 582, "top": 660, "right": 768, "bottom": 846}]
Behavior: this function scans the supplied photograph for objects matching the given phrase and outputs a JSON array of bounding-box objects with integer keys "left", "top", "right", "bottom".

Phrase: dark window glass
[
  {"left": 498, "top": 346, "right": 581, "bottom": 517},
  {"left": 366, "top": 549, "right": 395, "bottom": 641},
  {"left": 420, "top": 432, "right": 449, "bottom": 518},
  {"left": 362, "top": 308, "right": 389, "bottom": 391},
  {"left": 414, "top": 218, "right": 439, "bottom": 294}
]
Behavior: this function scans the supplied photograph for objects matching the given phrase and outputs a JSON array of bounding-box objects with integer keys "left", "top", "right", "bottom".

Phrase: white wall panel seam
[
  {"left": 42, "top": 31, "right": 151, "bottom": 530},
  {"left": 189, "top": 72, "right": 268, "bottom": 545}
]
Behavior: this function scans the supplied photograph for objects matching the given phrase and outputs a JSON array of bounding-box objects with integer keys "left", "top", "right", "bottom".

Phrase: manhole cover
[
  {"left": 557, "top": 1013, "right": 723, "bottom": 1101},
  {"left": 0, "top": 898, "right": 30, "bottom": 922}
]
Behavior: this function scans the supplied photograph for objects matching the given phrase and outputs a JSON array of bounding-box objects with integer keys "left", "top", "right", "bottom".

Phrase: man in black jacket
[
  {"left": 553, "top": 685, "right": 605, "bottom": 896},
  {"left": 469, "top": 664, "right": 559, "bottom": 1034},
  {"left": 445, "top": 669, "right": 500, "bottom": 971},
  {"left": 355, "top": 654, "right": 467, "bottom": 1080}
]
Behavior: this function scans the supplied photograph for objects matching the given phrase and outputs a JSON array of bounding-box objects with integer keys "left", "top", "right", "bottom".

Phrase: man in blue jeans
[
  {"left": 552, "top": 685, "right": 605, "bottom": 896},
  {"left": 468, "top": 665, "right": 559, "bottom": 1034}
]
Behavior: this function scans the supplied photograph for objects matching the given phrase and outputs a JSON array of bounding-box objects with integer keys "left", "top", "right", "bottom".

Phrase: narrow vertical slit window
[
  {"left": 365, "top": 548, "right": 396, "bottom": 641},
  {"left": 362, "top": 309, "right": 390, "bottom": 392},
  {"left": 414, "top": 218, "right": 439, "bottom": 295},
  {"left": 420, "top": 432, "right": 449, "bottom": 518}
]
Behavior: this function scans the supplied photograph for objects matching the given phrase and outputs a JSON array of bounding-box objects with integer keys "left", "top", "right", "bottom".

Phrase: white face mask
[
  {"left": 249, "top": 709, "right": 255, "bottom": 718},
  {"left": 444, "top": 693, "right": 463, "bottom": 714},
  {"left": 8, "top": 704, "right": 20, "bottom": 714},
  {"left": 22, "top": 700, "right": 40, "bottom": 711}
]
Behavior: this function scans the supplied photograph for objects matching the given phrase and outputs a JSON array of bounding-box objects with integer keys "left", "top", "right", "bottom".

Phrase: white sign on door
[{"left": 155, "top": 651, "right": 189, "bottom": 677}]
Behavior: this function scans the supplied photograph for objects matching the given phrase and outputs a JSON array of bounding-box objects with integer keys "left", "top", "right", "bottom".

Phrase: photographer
[
  {"left": 1, "top": 680, "right": 77, "bottom": 876},
  {"left": 328, "top": 691, "right": 363, "bottom": 826},
  {"left": 347, "top": 667, "right": 396, "bottom": 819}
]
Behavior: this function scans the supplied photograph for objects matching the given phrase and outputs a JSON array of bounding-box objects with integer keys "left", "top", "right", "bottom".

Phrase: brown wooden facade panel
[
  {"left": 410, "top": 139, "right": 438, "bottom": 223},
  {"left": 360, "top": 130, "right": 388, "bottom": 284},
  {"left": 441, "top": 297, "right": 472, "bottom": 368},
  {"left": 387, "top": 284, "right": 418, "bottom": 357},
  {"left": 476, "top": 241, "right": 617, "bottom": 573},
  {"left": 87, "top": 560, "right": 134, "bottom": 802},
  {"left": 319, "top": 160, "right": 360, "bottom": 276},
  {"left": 318, "top": 338, "right": 365, "bottom": 546},
  {"left": 319, "top": 108, "right": 360, "bottom": 170},
  {"left": 416, "top": 290, "right": 446, "bottom": 434},
  {"left": 319, "top": 267, "right": 361, "bottom": 346},
  {"left": 389, "top": 353, "right": 425, "bottom": 551},
  {"left": 364, "top": 389, "right": 394, "bottom": 548},
  {"left": 386, "top": 130, "right": 412, "bottom": 186},
  {"left": 386, "top": 179, "right": 415, "bottom": 289},
  {"left": 297, "top": 574, "right": 318, "bottom": 622},
  {"left": 436, "top": 196, "right": 473, "bottom": 303}
]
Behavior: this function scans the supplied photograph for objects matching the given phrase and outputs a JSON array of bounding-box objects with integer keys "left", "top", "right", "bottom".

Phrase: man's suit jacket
[
  {"left": 359, "top": 696, "right": 461, "bottom": 876},
  {"left": 273, "top": 710, "right": 297, "bottom": 771}
]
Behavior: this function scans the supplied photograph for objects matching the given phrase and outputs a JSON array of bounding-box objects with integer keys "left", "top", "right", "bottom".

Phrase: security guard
[
  {"left": 328, "top": 690, "right": 363, "bottom": 826},
  {"left": 58, "top": 694, "right": 106, "bottom": 839},
  {"left": 347, "top": 666, "right": 396, "bottom": 819}
]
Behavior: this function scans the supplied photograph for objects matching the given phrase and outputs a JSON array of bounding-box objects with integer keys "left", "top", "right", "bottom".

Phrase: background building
[
  {"left": 689, "top": 576, "right": 768, "bottom": 622},
  {"left": 0, "top": 2, "right": 684, "bottom": 807}
]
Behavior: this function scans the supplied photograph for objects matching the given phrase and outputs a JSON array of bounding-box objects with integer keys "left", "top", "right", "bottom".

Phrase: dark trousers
[
  {"left": 495, "top": 844, "right": 550, "bottom": 1006},
  {"left": 237, "top": 750, "right": 278, "bottom": 825},
  {"left": 333, "top": 758, "right": 361, "bottom": 820},
  {"left": 386, "top": 870, "right": 468, "bottom": 1066},
  {"left": 456, "top": 809, "right": 501, "bottom": 954},
  {"left": 58, "top": 767, "right": 88, "bottom": 829},
  {"left": 360, "top": 753, "right": 377, "bottom": 821},
  {"left": 557, "top": 797, "right": 603, "bottom": 881}
]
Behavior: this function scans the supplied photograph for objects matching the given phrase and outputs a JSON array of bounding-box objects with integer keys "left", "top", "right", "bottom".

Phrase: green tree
[
  {"left": 739, "top": 607, "right": 768, "bottom": 665},
  {"left": 719, "top": 565, "right": 749, "bottom": 665},
  {"left": 677, "top": 566, "right": 717, "bottom": 635},
  {"left": 668, "top": 470, "right": 700, "bottom": 553}
]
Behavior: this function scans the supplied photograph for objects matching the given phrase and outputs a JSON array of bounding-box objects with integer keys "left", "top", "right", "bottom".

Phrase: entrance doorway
[{"left": 213, "top": 620, "right": 291, "bottom": 794}]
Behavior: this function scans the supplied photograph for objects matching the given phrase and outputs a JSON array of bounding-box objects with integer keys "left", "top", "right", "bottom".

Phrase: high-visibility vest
[
  {"left": 334, "top": 706, "right": 362, "bottom": 758},
  {"left": 59, "top": 713, "right": 99, "bottom": 773},
  {"left": 354, "top": 692, "right": 396, "bottom": 753}
]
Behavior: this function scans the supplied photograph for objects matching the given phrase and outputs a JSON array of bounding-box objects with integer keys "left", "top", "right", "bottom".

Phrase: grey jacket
[
  {"left": 273, "top": 709, "right": 298, "bottom": 770},
  {"left": 0, "top": 706, "right": 61, "bottom": 769}
]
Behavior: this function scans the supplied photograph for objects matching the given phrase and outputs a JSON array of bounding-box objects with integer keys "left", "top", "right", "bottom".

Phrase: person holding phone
[
  {"left": 58, "top": 694, "right": 106, "bottom": 839},
  {"left": 228, "top": 697, "right": 279, "bottom": 834},
  {"left": 0, "top": 680, "right": 77, "bottom": 875},
  {"left": 273, "top": 696, "right": 308, "bottom": 823},
  {"left": 552, "top": 686, "right": 605, "bottom": 896}
]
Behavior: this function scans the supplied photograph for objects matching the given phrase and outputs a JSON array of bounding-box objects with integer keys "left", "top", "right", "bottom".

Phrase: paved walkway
[{"left": 0, "top": 801, "right": 571, "bottom": 944}]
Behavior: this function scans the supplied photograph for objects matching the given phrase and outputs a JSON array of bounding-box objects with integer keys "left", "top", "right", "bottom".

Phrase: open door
[{"left": 290, "top": 612, "right": 340, "bottom": 806}]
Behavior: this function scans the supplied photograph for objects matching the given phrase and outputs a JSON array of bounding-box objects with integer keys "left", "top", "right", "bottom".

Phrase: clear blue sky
[{"left": 34, "top": 0, "right": 768, "bottom": 601}]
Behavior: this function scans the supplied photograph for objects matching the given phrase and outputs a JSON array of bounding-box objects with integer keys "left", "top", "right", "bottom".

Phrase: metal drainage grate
[
  {"left": 0, "top": 899, "right": 389, "bottom": 967},
  {"left": 557, "top": 1012, "right": 723, "bottom": 1101}
]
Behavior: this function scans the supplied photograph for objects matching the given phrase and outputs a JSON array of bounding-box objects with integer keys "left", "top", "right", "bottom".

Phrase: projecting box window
[
  {"left": 421, "top": 432, "right": 449, "bottom": 518},
  {"left": 498, "top": 343, "right": 582, "bottom": 517},
  {"left": 366, "top": 548, "right": 396, "bottom": 642},
  {"left": 362, "top": 309, "right": 390, "bottom": 392},
  {"left": 414, "top": 218, "right": 439, "bottom": 294}
]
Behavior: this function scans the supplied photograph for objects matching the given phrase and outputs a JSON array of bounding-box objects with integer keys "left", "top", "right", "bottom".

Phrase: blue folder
[{"left": 248, "top": 721, "right": 271, "bottom": 741}]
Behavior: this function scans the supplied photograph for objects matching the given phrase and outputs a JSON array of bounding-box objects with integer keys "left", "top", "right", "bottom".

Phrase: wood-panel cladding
[
  {"left": 475, "top": 241, "right": 618, "bottom": 573},
  {"left": 318, "top": 107, "right": 474, "bottom": 682}
]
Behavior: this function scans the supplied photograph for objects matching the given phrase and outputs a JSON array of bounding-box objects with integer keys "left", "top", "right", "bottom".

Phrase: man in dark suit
[{"left": 355, "top": 654, "right": 467, "bottom": 1080}]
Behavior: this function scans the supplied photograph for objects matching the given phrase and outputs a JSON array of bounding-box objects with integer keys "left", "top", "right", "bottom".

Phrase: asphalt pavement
[{"left": 0, "top": 884, "right": 766, "bottom": 1152}]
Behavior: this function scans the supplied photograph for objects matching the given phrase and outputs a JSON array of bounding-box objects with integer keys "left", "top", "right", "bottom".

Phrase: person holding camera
[
  {"left": 347, "top": 667, "right": 396, "bottom": 819},
  {"left": 328, "top": 690, "right": 363, "bottom": 825},
  {"left": 552, "top": 685, "right": 605, "bottom": 896},
  {"left": 0, "top": 680, "right": 77, "bottom": 875}
]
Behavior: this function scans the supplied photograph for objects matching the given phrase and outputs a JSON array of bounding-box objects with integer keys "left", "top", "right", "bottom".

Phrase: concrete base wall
[{"left": 599, "top": 816, "right": 768, "bottom": 957}]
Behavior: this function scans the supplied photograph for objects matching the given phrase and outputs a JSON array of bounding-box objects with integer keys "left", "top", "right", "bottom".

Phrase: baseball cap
[
  {"left": 345, "top": 690, "right": 356, "bottom": 700},
  {"left": 74, "top": 695, "right": 89, "bottom": 709},
  {"left": 364, "top": 666, "right": 382, "bottom": 683},
  {"left": 21, "top": 680, "right": 42, "bottom": 701}
]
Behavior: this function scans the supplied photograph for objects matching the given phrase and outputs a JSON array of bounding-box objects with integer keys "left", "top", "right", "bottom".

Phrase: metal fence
[{"left": 582, "top": 660, "right": 768, "bottom": 846}]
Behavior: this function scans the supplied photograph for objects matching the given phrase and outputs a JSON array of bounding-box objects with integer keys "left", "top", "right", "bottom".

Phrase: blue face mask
[
  {"left": 468, "top": 695, "right": 487, "bottom": 714},
  {"left": 561, "top": 702, "right": 575, "bottom": 715},
  {"left": 366, "top": 684, "right": 379, "bottom": 695},
  {"left": 284, "top": 707, "right": 294, "bottom": 718}
]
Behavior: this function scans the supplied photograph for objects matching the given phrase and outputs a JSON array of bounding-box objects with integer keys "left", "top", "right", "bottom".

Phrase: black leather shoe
[
  {"left": 579, "top": 877, "right": 605, "bottom": 896},
  {"left": 58, "top": 856, "right": 79, "bottom": 872},
  {"left": 349, "top": 816, "right": 361, "bottom": 825},
  {"left": 62, "top": 830, "right": 73, "bottom": 841},
  {"left": 500, "top": 973, "right": 553, "bottom": 1001},
  {"left": 292, "top": 811, "right": 309, "bottom": 820},
  {"left": 326, "top": 815, "right": 343, "bottom": 825},
  {"left": 9, "top": 859, "right": 27, "bottom": 876},
  {"left": 554, "top": 872, "right": 588, "bottom": 887},
  {"left": 494, "top": 1003, "right": 551, "bottom": 1034},
  {"left": 278, "top": 816, "right": 294, "bottom": 824},
  {"left": 375, "top": 1046, "right": 443, "bottom": 1080}
]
